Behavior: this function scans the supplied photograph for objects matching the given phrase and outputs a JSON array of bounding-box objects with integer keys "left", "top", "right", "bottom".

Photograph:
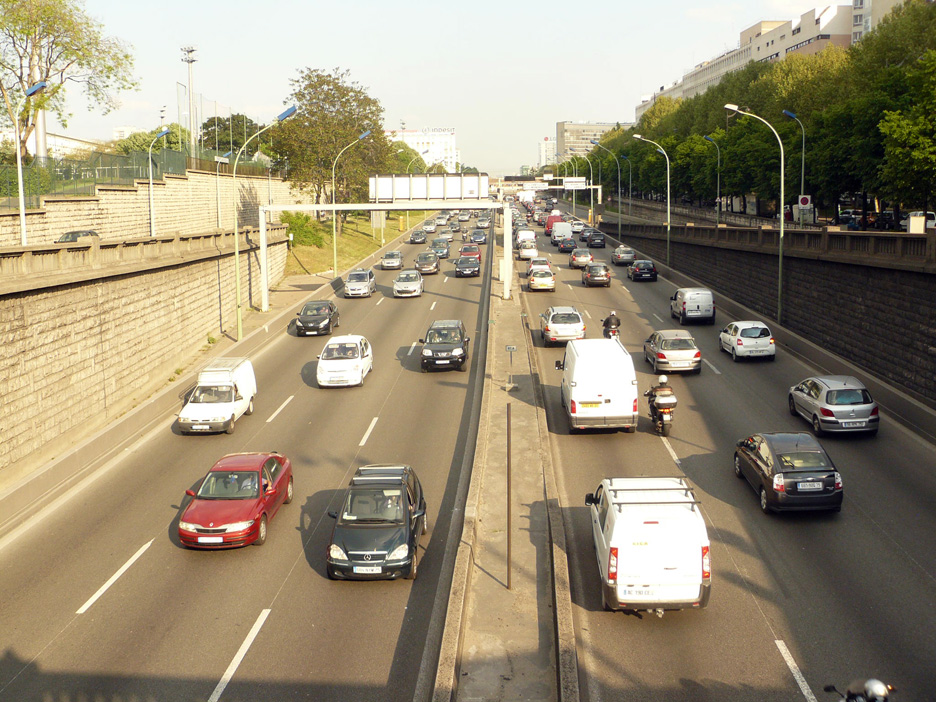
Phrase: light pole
[
  {"left": 332, "top": 129, "right": 372, "bottom": 277},
  {"left": 633, "top": 134, "right": 671, "bottom": 266},
  {"left": 578, "top": 150, "right": 595, "bottom": 224},
  {"left": 232, "top": 105, "right": 297, "bottom": 340},
  {"left": 783, "top": 109, "right": 806, "bottom": 226},
  {"left": 565, "top": 152, "right": 578, "bottom": 216},
  {"left": 726, "top": 103, "right": 785, "bottom": 323},
  {"left": 216, "top": 150, "right": 232, "bottom": 229},
  {"left": 148, "top": 127, "right": 171, "bottom": 238},
  {"left": 14, "top": 81, "right": 47, "bottom": 246},
  {"left": 592, "top": 140, "right": 621, "bottom": 240},
  {"left": 405, "top": 149, "right": 429, "bottom": 231},
  {"left": 703, "top": 135, "right": 721, "bottom": 226}
]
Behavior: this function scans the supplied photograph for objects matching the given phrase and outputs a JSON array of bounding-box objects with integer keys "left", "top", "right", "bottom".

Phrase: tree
[
  {"left": 112, "top": 123, "right": 188, "bottom": 155},
  {"left": 199, "top": 114, "right": 263, "bottom": 156},
  {"left": 0, "top": 0, "right": 137, "bottom": 158},
  {"left": 390, "top": 141, "right": 425, "bottom": 173}
]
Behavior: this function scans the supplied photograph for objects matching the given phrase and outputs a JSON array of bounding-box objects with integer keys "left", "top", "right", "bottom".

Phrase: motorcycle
[
  {"left": 602, "top": 326, "right": 620, "bottom": 339},
  {"left": 824, "top": 679, "right": 895, "bottom": 702},
  {"left": 645, "top": 389, "right": 677, "bottom": 437}
]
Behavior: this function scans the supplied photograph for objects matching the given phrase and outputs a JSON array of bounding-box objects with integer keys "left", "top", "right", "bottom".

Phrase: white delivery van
[
  {"left": 515, "top": 229, "right": 536, "bottom": 246},
  {"left": 551, "top": 221, "right": 573, "bottom": 244},
  {"left": 177, "top": 357, "right": 257, "bottom": 435},
  {"left": 554, "top": 338, "right": 638, "bottom": 432},
  {"left": 585, "top": 476, "right": 711, "bottom": 615},
  {"left": 670, "top": 287, "right": 715, "bottom": 325}
]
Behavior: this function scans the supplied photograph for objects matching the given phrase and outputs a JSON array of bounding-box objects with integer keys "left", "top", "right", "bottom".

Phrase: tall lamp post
[
  {"left": 578, "top": 150, "right": 595, "bottom": 224},
  {"left": 703, "top": 135, "right": 721, "bottom": 226},
  {"left": 405, "top": 149, "right": 429, "bottom": 231},
  {"left": 332, "top": 129, "right": 372, "bottom": 277},
  {"left": 14, "top": 81, "right": 47, "bottom": 246},
  {"left": 633, "top": 134, "right": 671, "bottom": 266},
  {"left": 565, "top": 152, "right": 578, "bottom": 216},
  {"left": 783, "top": 109, "right": 806, "bottom": 226},
  {"left": 591, "top": 140, "right": 621, "bottom": 240},
  {"left": 726, "top": 103, "right": 785, "bottom": 323},
  {"left": 216, "top": 150, "right": 233, "bottom": 229},
  {"left": 148, "top": 127, "right": 171, "bottom": 238},
  {"left": 231, "top": 105, "right": 297, "bottom": 340}
]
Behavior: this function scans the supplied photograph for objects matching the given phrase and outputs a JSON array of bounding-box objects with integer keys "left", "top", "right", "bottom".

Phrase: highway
[
  {"left": 519, "top": 213, "right": 936, "bottom": 701},
  {"left": 0, "top": 224, "right": 491, "bottom": 701}
]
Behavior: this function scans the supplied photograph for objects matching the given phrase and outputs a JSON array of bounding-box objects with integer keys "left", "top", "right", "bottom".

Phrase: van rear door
[{"left": 615, "top": 522, "right": 703, "bottom": 604}]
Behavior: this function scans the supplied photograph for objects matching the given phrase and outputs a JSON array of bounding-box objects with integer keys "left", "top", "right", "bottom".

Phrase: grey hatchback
[{"left": 788, "top": 376, "right": 879, "bottom": 436}]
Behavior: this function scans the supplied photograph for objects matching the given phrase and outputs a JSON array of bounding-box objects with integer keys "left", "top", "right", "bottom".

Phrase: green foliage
[
  {"left": 199, "top": 114, "right": 263, "bottom": 157},
  {"left": 281, "top": 210, "right": 326, "bottom": 248},
  {"left": 113, "top": 123, "right": 189, "bottom": 155},
  {"left": 389, "top": 141, "right": 426, "bottom": 173}
]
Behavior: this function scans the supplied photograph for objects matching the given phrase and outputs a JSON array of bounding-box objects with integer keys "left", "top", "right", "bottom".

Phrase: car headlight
[
  {"left": 387, "top": 544, "right": 409, "bottom": 561},
  {"left": 179, "top": 520, "right": 198, "bottom": 532},
  {"left": 329, "top": 544, "right": 348, "bottom": 561},
  {"left": 452, "top": 347, "right": 464, "bottom": 356},
  {"left": 317, "top": 319, "right": 329, "bottom": 328},
  {"left": 422, "top": 349, "right": 432, "bottom": 357},
  {"left": 295, "top": 320, "right": 304, "bottom": 327},
  {"left": 224, "top": 520, "right": 254, "bottom": 533}
]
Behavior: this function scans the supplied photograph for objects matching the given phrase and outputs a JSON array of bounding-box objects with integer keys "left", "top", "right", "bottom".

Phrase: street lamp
[
  {"left": 633, "top": 134, "right": 671, "bottom": 266},
  {"left": 565, "top": 152, "right": 578, "bottom": 215},
  {"left": 216, "top": 150, "right": 233, "bottom": 229},
  {"left": 404, "top": 149, "right": 429, "bottom": 231},
  {"left": 148, "top": 127, "right": 171, "bottom": 238},
  {"left": 578, "top": 150, "right": 595, "bottom": 224},
  {"left": 783, "top": 109, "right": 806, "bottom": 226},
  {"left": 726, "top": 103, "right": 785, "bottom": 323},
  {"left": 231, "top": 105, "right": 297, "bottom": 340},
  {"left": 591, "top": 140, "right": 622, "bottom": 240},
  {"left": 14, "top": 81, "right": 47, "bottom": 246},
  {"left": 332, "top": 129, "right": 372, "bottom": 277},
  {"left": 703, "top": 135, "right": 721, "bottom": 226}
]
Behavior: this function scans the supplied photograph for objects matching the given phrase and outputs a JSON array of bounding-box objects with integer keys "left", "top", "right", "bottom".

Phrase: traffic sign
[
  {"left": 564, "top": 177, "right": 587, "bottom": 191},
  {"left": 799, "top": 195, "right": 812, "bottom": 207}
]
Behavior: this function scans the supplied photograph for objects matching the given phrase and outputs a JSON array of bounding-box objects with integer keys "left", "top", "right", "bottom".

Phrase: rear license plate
[
  {"left": 670, "top": 362, "right": 688, "bottom": 367},
  {"left": 687, "top": 310, "right": 700, "bottom": 316},
  {"left": 580, "top": 402, "right": 600, "bottom": 408},
  {"left": 621, "top": 589, "right": 654, "bottom": 596},
  {"left": 840, "top": 421, "right": 866, "bottom": 428},
  {"left": 198, "top": 536, "right": 223, "bottom": 544},
  {"left": 798, "top": 481, "right": 823, "bottom": 490},
  {"left": 353, "top": 566, "right": 382, "bottom": 574}
]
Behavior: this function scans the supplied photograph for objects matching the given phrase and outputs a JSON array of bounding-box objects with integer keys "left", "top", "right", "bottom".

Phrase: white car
[
  {"left": 527, "top": 257, "right": 552, "bottom": 276},
  {"left": 316, "top": 335, "right": 374, "bottom": 387},
  {"left": 435, "top": 215, "right": 448, "bottom": 226},
  {"left": 518, "top": 241, "right": 538, "bottom": 260},
  {"left": 718, "top": 321, "right": 776, "bottom": 361},
  {"left": 422, "top": 221, "right": 437, "bottom": 234},
  {"left": 570, "top": 220, "right": 585, "bottom": 234},
  {"left": 393, "top": 269, "right": 424, "bottom": 297},
  {"left": 528, "top": 269, "right": 556, "bottom": 292},
  {"left": 539, "top": 306, "right": 586, "bottom": 346},
  {"left": 381, "top": 251, "right": 403, "bottom": 270}
]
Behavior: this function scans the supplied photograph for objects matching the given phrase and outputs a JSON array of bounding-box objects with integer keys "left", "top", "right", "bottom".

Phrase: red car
[
  {"left": 458, "top": 244, "right": 482, "bottom": 261},
  {"left": 178, "top": 452, "right": 293, "bottom": 549}
]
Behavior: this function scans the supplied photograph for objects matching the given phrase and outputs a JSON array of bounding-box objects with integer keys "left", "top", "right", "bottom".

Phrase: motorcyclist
[
  {"left": 643, "top": 375, "right": 672, "bottom": 422},
  {"left": 602, "top": 311, "right": 621, "bottom": 336}
]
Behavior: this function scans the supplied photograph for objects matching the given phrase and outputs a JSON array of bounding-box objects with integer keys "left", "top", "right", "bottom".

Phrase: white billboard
[
  {"left": 563, "top": 177, "right": 587, "bottom": 190},
  {"left": 369, "top": 173, "right": 490, "bottom": 202}
]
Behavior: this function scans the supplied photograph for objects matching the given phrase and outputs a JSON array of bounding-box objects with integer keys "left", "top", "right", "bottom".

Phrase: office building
[
  {"left": 386, "top": 127, "right": 459, "bottom": 173},
  {"left": 556, "top": 122, "right": 623, "bottom": 159}
]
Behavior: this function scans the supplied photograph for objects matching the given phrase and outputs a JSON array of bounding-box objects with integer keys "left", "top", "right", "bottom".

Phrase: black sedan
[
  {"left": 627, "top": 260, "right": 658, "bottom": 281},
  {"left": 454, "top": 256, "right": 481, "bottom": 277},
  {"left": 409, "top": 230, "right": 427, "bottom": 244},
  {"left": 582, "top": 263, "right": 612, "bottom": 287},
  {"left": 557, "top": 238, "right": 576, "bottom": 253},
  {"left": 734, "top": 432, "right": 843, "bottom": 514},
  {"left": 295, "top": 300, "right": 340, "bottom": 336}
]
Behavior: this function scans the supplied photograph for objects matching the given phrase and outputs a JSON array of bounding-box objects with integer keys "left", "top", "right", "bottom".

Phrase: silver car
[
  {"left": 539, "top": 306, "right": 586, "bottom": 347},
  {"left": 569, "top": 248, "right": 593, "bottom": 269},
  {"left": 611, "top": 246, "right": 636, "bottom": 266},
  {"left": 643, "top": 329, "right": 701, "bottom": 374},
  {"left": 381, "top": 251, "right": 403, "bottom": 270},
  {"left": 393, "top": 269, "right": 424, "bottom": 297},
  {"left": 788, "top": 376, "right": 879, "bottom": 436},
  {"left": 344, "top": 268, "right": 376, "bottom": 298}
]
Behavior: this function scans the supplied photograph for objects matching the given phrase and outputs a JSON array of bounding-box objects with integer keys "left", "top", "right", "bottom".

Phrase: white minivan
[
  {"left": 585, "top": 476, "right": 711, "bottom": 614},
  {"left": 554, "top": 338, "right": 638, "bottom": 433},
  {"left": 551, "top": 221, "right": 573, "bottom": 245},
  {"left": 178, "top": 357, "right": 257, "bottom": 434},
  {"left": 670, "top": 287, "right": 715, "bottom": 325}
]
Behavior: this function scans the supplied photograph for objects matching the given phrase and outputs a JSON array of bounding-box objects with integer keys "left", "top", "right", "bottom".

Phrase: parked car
[
  {"left": 381, "top": 250, "right": 403, "bottom": 270},
  {"left": 393, "top": 269, "right": 424, "bottom": 297},
  {"left": 316, "top": 335, "right": 374, "bottom": 387},
  {"left": 582, "top": 263, "right": 612, "bottom": 287},
  {"left": 528, "top": 269, "right": 556, "bottom": 292},
  {"left": 627, "top": 260, "right": 657, "bottom": 281},
  {"left": 420, "top": 319, "right": 470, "bottom": 372},
  {"left": 558, "top": 238, "right": 576, "bottom": 253},
  {"left": 734, "top": 432, "right": 843, "bottom": 514},
  {"left": 718, "top": 321, "right": 776, "bottom": 361},
  {"left": 539, "top": 306, "right": 586, "bottom": 347},
  {"left": 611, "top": 246, "right": 636, "bottom": 266},
  {"left": 569, "top": 248, "right": 593, "bottom": 269},
  {"left": 295, "top": 300, "right": 340, "bottom": 337},
  {"left": 414, "top": 251, "right": 440, "bottom": 275},
  {"left": 56, "top": 229, "right": 99, "bottom": 243},
  {"left": 643, "top": 329, "right": 701, "bottom": 374},
  {"left": 178, "top": 452, "right": 293, "bottom": 548},
  {"left": 899, "top": 211, "right": 936, "bottom": 231},
  {"left": 454, "top": 256, "right": 481, "bottom": 277},
  {"left": 344, "top": 268, "right": 377, "bottom": 298},
  {"left": 788, "top": 376, "right": 879, "bottom": 436},
  {"left": 327, "top": 464, "right": 427, "bottom": 580}
]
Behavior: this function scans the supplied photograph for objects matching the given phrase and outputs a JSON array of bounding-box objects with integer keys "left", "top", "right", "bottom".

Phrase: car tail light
[
  {"left": 693, "top": 351, "right": 701, "bottom": 359},
  {"left": 834, "top": 472, "right": 842, "bottom": 489},
  {"left": 682, "top": 302, "right": 686, "bottom": 312},
  {"left": 633, "top": 398, "right": 638, "bottom": 413},
  {"left": 773, "top": 473, "right": 785, "bottom": 493},
  {"left": 820, "top": 407, "right": 835, "bottom": 417},
  {"left": 570, "top": 399, "right": 577, "bottom": 414},
  {"left": 769, "top": 337, "right": 775, "bottom": 345},
  {"left": 701, "top": 546, "right": 711, "bottom": 581},
  {"left": 657, "top": 352, "right": 666, "bottom": 360},
  {"left": 608, "top": 547, "right": 618, "bottom": 583},
  {"left": 871, "top": 406, "right": 879, "bottom": 416},
  {"left": 736, "top": 339, "right": 744, "bottom": 346}
]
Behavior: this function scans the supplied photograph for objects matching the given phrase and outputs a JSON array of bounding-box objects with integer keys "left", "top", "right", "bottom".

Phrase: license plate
[
  {"left": 436, "top": 360, "right": 450, "bottom": 365},
  {"left": 670, "top": 362, "right": 688, "bottom": 367},
  {"left": 687, "top": 310, "right": 700, "bottom": 316},
  {"left": 798, "top": 481, "right": 823, "bottom": 490},
  {"left": 353, "top": 566, "right": 381, "bottom": 574},
  {"left": 840, "top": 421, "right": 866, "bottom": 428},
  {"left": 580, "top": 402, "right": 600, "bottom": 408},
  {"left": 749, "top": 350, "right": 767, "bottom": 355},
  {"left": 621, "top": 589, "right": 654, "bottom": 596},
  {"left": 192, "top": 425, "right": 210, "bottom": 431},
  {"left": 197, "top": 536, "right": 224, "bottom": 544}
]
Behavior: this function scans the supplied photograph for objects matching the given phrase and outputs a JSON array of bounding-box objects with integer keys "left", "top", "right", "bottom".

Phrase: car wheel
[
  {"left": 406, "top": 549, "right": 418, "bottom": 580},
  {"left": 652, "top": 357, "right": 659, "bottom": 374},
  {"left": 284, "top": 476, "right": 294, "bottom": 504},
  {"left": 458, "top": 357, "right": 469, "bottom": 372},
  {"left": 693, "top": 365, "right": 702, "bottom": 375},
  {"left": 734, "top": 455, "right": 743, "bottom": 478},
  {"left": 788, "top": 396, "right": 797, "bottom": 416},
  {"left": 759, "top": 488, "right": 771, "bottom": 514},
  {"left": 812, "top": 415, "right": 824, "bottom": 435},
  {"left": 245, "top": 397, "right": 254, "bottom": 415},
  {"left": 254, "top": 515, "right": 267, "bottom": 545},
  {"left": 679, "top": 313, "right": 687, "bottom": 325},
  {"left": 731, "top": 348, "right": 738, "bottom": 362},
  {"left": 421, "top": 365, "right": 428, "bottom": 373},
  {"left": 225, "top": 416, "right": 235, "bottom": 434}
]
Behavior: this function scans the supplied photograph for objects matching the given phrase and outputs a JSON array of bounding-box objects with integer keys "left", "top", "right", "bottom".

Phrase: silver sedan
[
  {"left": 643, "top": 329, "right": 702, "bottom": 374},
  {"left": 393, "top": 269, "right": 424, "bottom": 297},
  {"left": 788, "top": 376, "right": 879, "bottom": 436}
]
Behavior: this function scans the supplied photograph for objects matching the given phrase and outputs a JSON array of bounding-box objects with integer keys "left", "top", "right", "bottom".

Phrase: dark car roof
[{"left": 759, "top": 432, "right": 823, "bottom": 452}]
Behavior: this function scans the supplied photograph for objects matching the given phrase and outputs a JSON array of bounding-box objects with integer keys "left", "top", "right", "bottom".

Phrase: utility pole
[{"left": 181, "top": 46, "right": 197, "bottom": 152}]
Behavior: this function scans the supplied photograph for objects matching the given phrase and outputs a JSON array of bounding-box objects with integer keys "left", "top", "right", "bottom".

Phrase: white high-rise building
[
  {"left": 538, "top": 137, "right": 557, "bottom": 170},
  {"left": 386, "top": 127, "right": 458, "bottom": 173}
]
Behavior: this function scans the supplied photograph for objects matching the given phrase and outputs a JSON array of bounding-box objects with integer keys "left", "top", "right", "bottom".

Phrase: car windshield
[
  {"left": 777, "top": 452, "right": 831, "bottom": 471},
  {"left": 740, "top": 326, "right": 770, "bottom": 339},
  {"left": 347, "top": 273, "right": 369, "bottom": 283},
  {"left": 551, "top": 313, "right": 582, "bottom": 325},
  {"left": 197, "top": 471, "right": 259, "bottom": 499},
  {"left": 457, "top": 257, "right": 476, "bottom": 265},
  {"left": 384, "top": 252, "right": 401, "bottom": 259},
  {"left": 301, "top": 302, "right": 329, "bottom": 316},
  {"left": 341, "top": 487, "right": 406, "bottom": 523},
  {"left": 190, "top": 385, "right": 234, "bottom": 403},
  {"left": 397, "top": 272, "right": 419, "bottom": 282},
  {"left": 462, "top": 246, "right": 479, "bottom": 253},
  {"left": 827, "top": 389, "right": 872, "bottom": 405},
  {"left": 426, "top": 328, "right": 462, "bottom": 344},
  {"left": 321, "top": 343, "right": 360, "bottom": 360},
  {"left": 661, "top": 338, "right": 697, "bottom": 350},
  {"left": 416, "top": 253, "right": 437, "bottom": 262}
]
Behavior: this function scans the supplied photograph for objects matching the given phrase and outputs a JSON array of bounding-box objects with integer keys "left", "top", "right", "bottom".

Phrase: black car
[
  {"left": 454, "top": 256, "right": 481, "bottom": 277},
  {"left": 56, "top": 229, "right": 99, "bottom": 243},
  {"left": 449, "top": 221, "right": 462, "bottom": 233},
  {"left": 587, "top": 231, "right": 606, "bottom": 248},
  {"left": 582, "top": 263, "right": 612, "bottom": 287},
  {"left": 734, "top": 432, "right": 842, "bottom": 514},
  {"left": 627, "top": 260, "right": 658, "bottom": 281},
  {"left": 469, "top": 229, "right": 487, "bottom": 245},
  {"left": 409, "top": 230, "right": 427, "bottom": 244},
  {"left": 295, "top": 300, "right": 340, "bottom": 336},
  {"left": 420, "top": 319, "right": 470, "bottom": 372},
  {"left": 327, "top": 465, "right": 427, "bottom": 580},
  {"left": 558, "top": 238, "right": 576, "bottom": 253}
]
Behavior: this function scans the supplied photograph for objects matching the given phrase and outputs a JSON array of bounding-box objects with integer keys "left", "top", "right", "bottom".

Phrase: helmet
[
  {"left": 658, "top": 375, "right": 668, "bottom": 385},
  {"left": 610, "top": 311, "right": 617, "bottom": 316}
]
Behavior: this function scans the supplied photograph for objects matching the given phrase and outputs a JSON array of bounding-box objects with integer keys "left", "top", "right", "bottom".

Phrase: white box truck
[
  {"left": 585, "top": 476, "right": 711, "bottom": 615},
  {"left": 177, "top": 357, "right": 257, "bottom": 435},
  {"left": 554, "top": 338, "right": 638, "bottom": 432}
]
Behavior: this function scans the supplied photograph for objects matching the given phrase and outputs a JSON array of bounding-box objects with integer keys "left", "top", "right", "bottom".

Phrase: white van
[
  {"left": 554, "top": 338, "right": 638, "bottom": 432},
  {"left": 178, "top": 357, "right": 257, "bottom": 434},
  {"left": 585, "top": 476, "right": 711, "bottom": 614},
  {"left": 551, "top": 221, "right": 573, "bottom": 244},
  {"left": 670, "top": 287, "right": 715, "bottom": 325},
  {"left": 515, "top": 228, "right": 536, "bottom": 246}
]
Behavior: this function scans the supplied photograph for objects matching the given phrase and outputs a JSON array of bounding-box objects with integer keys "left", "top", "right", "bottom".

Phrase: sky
[{"left": 55, "top": 0, "right": 829, "bottom": 176}]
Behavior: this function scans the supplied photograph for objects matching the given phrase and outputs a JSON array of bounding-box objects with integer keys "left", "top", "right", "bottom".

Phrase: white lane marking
[
  {"left": 359, "top": 417, "right": 379, "bottom": 446},
  {"left": 430, "top": 301, "right": 437, "bottom": 311},
  {"left": 376, "top": 298, "right": 384, "bottom": 306},
  {"left": 208, "top": 609, "right": 271, "bottom": 702},
  {"left": 775, "top": 640, "right": 818, "bottom": 702},
  {"left": 703, "top": 358, "right": 721, "bottom": 375},
  {"left": 266, "top": 395, "right": 294, "bottom": 423},
  {"left": 652, "top": 313, "right": 664, "bottom": 323},
  {"left": 661, "top": 437, "right": 681, "bottom": 466},
  {"left": 443, "top": 276, "right": 449, "bottom": 284},
  {"left": 583, "top": 309, "right": 592, "bottom": 319},
  {"left": 407, "top": 342, "right": 417, "bottom": 356},
  {"left": 77, "top": 540, "right": 153, "bottom": 614}
]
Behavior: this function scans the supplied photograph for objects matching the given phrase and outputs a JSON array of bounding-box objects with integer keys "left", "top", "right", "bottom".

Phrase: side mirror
[
  {"left": 465, "top": 337, "right": 470, "bottom": 343},
  {"left": 235, "top": 394, "right": 243, "bottom": 401},
  {"left": 585, "top": 493, "right": 596, "bottom": 506},
  {"left": 185, "top": 489, "right": 196, "bottom": 497},
  {"left": 670, "top": 294, "right": 677, "bottom": 301},
  {"left": 265, "top": 486, "right": 276, "bottom": 496},
  {"left": 736, "top": 439, "right": 745, "bottom": 447},
  {"left": 555, "top": 360, "right": 564, "bottom": 371},
  {"left": 297, "top": 312, "right": 301, "bottom": 316},
  {"left": 419, "top": 338, "right": 425, "bottom": 344},
  {"left": 413, "top": 508, "right": 426, "bottom": 519},
  {"left": 316, "top": 355, "right": 322, "bottom": 360},
  {"left": 327, "top": 510, "right": 338, "bottom": 519}
]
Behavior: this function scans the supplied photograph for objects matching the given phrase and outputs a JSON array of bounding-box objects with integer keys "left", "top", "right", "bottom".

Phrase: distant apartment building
[
  {"left": 112, "top": 125, "right": 144, "bottom": 141},
  {"left": 556, "top": 122, "right": 625, "bottom": 159},
  {"left": 850, "top": 0, "right": 902, "bottom": 42},
  {"left": 538, "top": 137, "right": 557, "bottom": 170},
  {"left": 386, "top": 127, "right": 459, "bottom": 173}
]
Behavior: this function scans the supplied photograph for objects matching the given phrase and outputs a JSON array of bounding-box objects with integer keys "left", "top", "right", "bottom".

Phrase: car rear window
[
  {"left": 827, "top": 389, "right": 872, "bottom": 405},
  {"left": 777, "top": 452, "right": 831, "bottom": 470},
  {"left": 552, "top": 313, "right": 582, "bottom": 324},
  {"left": 661, "top": 338, "right": 696, "bottom": 350},
  {"left": 740, "top": 327, "right": 770, "bottom": 339},
  {"left": 531, "top": 270, "right": 552, "bottom": 278}
]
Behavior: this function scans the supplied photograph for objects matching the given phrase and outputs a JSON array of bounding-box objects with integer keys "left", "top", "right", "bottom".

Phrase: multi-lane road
[
  {"left": 520, "top": 212, "right": 936, "bottom": 701},
  {"left": 0, "top": 228, "right": 491, "bottom": 701}
]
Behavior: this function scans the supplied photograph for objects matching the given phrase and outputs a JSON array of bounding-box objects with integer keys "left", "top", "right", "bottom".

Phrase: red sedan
[
  {"left": 458, "top": 244, "right": 482, "bottom": 261},
  {"left": 178, "top": 452, "right": 293, "bottom": 549}
]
